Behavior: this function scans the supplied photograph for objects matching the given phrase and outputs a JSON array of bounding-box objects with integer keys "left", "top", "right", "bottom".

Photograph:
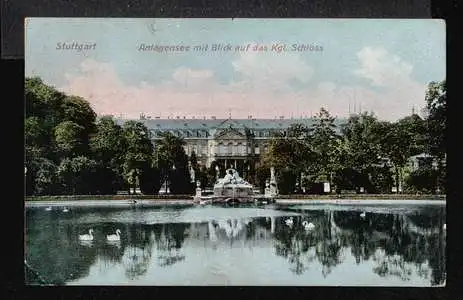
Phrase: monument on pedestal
[
  {"left": 189, "top": 162, "right": 195, "bottom": 183},
  {"left": 269, "top": 167, "right": 278, "bottom": 196},
  {"left": 215, "top": 165, "right": 220, "bottom": 182},
  {"left": 195, "top": 180, "right": 202, "bottom": 197}
]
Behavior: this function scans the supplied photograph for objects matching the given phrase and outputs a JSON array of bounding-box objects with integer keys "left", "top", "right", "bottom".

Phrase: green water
[{"left": 24, "top": 203, "right": 446, "bottom": 286}]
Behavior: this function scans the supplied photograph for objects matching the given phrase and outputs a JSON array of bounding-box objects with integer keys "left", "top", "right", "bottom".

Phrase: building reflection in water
[
  {"left": 25, "top": 205, "right": 445, "bottom": 286},
  {"left": 271, "top": 207, "right": 446, "bottom": 285}
]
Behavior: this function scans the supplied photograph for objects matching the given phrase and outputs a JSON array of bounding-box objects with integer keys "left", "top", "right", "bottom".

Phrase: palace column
[{"left": 271, "top": 217, "right": 275, "bottom": 234}]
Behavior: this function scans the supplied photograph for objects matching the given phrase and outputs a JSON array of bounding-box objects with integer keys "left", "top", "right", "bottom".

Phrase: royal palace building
[{"left": 118, "top": 116, "right": 346, "bottom": 177}]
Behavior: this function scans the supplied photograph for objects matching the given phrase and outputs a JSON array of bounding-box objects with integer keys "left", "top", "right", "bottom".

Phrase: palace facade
[{"left": 120, "top": 117, "right": 346, "bottom": 176}]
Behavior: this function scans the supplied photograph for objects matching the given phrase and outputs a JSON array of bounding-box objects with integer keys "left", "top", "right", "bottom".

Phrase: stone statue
[
  {"left": 189, "top": 166, "right": 195, "bottom": 183},
  {"left": 269, "top": 167, "right": 278, "bottom": 196},
  {"left": 215, "top": 165, "right": 220, "bottom": 181}
]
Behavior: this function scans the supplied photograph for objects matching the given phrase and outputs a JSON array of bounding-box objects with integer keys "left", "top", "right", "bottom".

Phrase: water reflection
[
  {"left": 272, "top": 207, "right": 446, "bottom": 285},
  {"left": 24, "top": 205, "right": 445, "bottom": 286}
]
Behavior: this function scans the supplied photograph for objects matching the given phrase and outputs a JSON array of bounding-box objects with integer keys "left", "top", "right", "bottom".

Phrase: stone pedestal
[
  {"left": 269, "top": 167, "right": 278, "bottom": 196},
  {"left": 195, "top": 180, "right": 202, "bottom": 197}
]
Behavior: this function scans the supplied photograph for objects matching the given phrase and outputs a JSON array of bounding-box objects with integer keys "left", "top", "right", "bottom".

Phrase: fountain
[{"left": 192, "top": 168, "right": 276, "bottom": 205}]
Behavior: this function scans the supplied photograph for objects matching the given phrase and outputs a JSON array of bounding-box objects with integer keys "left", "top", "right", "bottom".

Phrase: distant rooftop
[{"left": 112, "top": 117, "right": 347, "bottom": 130}]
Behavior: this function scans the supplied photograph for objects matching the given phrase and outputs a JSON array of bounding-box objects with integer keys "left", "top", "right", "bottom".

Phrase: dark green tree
[
  {"left": 54, "top": 121, "right": 87, "bottom": 158},
  {"left": 154, "top": 132, "right": 192, "bottom": 195},
  {"left": 56, "top": 156, "right": 98, "bottom": 194},
  {"left": 309, "top": 107, "right": 340, "bottom": 188},
  {"left": 424, "top": 80, "right": 446, "bottom": 192},
  {"left": 261, "top": 123, "right": 312, "bottom": 194},
  {"left": 61, "top": 95, "right": 97, "bottom": 134},
  {"left": 122, "top": 121, "right": 156, "bottom": 194},
  {"left": 25, "top": 77, "right": 66, "bottom": 132},
  {"left": 90, "top": 116, "right": 127, "bottom": 194},
  {"left": 405, "top": 167, "right": 439, "bottom": 193},
  {"left": 337, "top": 112, "right": 383, "bottom": 192},
  {"left": 379, "top": 115, "right": 426, "bottom": 193}
]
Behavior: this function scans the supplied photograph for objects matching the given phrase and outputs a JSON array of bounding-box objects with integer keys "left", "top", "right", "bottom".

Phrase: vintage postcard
[{"left": 24, "top": 18, "right": 446, "bottom": 286}]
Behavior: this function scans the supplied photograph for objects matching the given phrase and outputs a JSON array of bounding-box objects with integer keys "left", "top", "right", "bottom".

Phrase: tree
[
  {"left": 25, "top": 116, "right": 48, "bottom": 150},
  {"left": 255, "top": 163, "right": 271, "bottom": 193},
  {"left": 189, "top": 150, "right": 199, "bottom": 183},
  {"left": 90, "top": 117, "right": 127, "bottom": 193},
  {"left": 424, "top": 80, "right": 446, "bottom": 158},
  {"left": 61, "top": 95, "right": 97, "bottom": 135},
  {"left": 369, "top": 166, "right": 394, "bottom": 194},
  {"left": 122, "top": 121, "right": 155, "bottom": 194},
  {"left": 261, "top": 122, "right": 312, "bottom": 194},
  {"left": 338, "top": 112, "right": 383, "bottom": 192},
  {"left": 399, "top": 114, "right": 427, "bottom": 156},
  {"left": 424, "top": 80, "right": 446, "bottom": 192},
  {"left": 405, "top": 167, "right": 439, "bottom": 193},
  {"left": 197, "top": 165, "right": 210, "bottom": 188},
  {"left": 379, "top": 115, "right": 427, "bottom": 193},
  {"left": 30, "top": 158, "right": 59, "bottom": 195},
  {"left": 309, "top": 108, "right": 340, "bottom": 187},
  {"left": 138, "top": 164, "right": 161, "bottom": 194},
  {"left": 54, "top": 121, "right": 87, "bottom": 158},
  {"left": 56, "top": 156, "right": 98, "bottom": 194},
  {"left": 154, "top": 132, "right": 192, "bottom": 195},
  {"left": 25, "top": 77, "right": 66, "bottom": 130}
]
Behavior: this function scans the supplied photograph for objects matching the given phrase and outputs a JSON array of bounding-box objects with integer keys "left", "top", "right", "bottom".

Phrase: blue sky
[{"left": 25, "top": 18, "right": 445, "bottom": 121}]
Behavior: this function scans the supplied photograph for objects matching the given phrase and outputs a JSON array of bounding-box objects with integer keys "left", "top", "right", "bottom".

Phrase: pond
[{"left": 24, "top": 202, "right": 446, "bottom": 286}]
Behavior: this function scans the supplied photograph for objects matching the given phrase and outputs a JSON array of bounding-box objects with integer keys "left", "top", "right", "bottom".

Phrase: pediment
[
  {"left": 215, "top": 118, "right": 244, "bottom": 129},
  {"left": 215, "top": 127, "right": 245, "bottom": 140}
]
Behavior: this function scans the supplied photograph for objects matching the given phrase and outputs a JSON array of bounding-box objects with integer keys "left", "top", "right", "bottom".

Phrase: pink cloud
[{"left": 59, "top": 48, "right": 427, "bottom": 121}]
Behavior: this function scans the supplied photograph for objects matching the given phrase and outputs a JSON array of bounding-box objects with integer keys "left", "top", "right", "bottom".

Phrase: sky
[{"left": 25, "top": 18, "right": 446, "bottom": 121}]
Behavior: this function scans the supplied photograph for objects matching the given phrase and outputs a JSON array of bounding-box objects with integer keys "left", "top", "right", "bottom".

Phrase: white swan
[
  {"left": 107, "top": 229, "right": 121, "bottom": 241},
  {"left": 79, "top": 229, "right": 94, "bottom": 241},
  {"left": 302, "top": 221, "right": 315, "bottom": 231},
  {"left": 360, "top": 212, "right": 366, "bottom": 218},
  {"left": 62, "top": 207, "right": 69, "bottom": 213},
  {"left": 45, "top": 206, "right": 52, "bottom": 211},
  {"left": 285, "top": 217, "right": 294, "bottom": 227}
]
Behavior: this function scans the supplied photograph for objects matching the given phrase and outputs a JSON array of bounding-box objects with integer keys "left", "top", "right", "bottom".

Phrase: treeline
[
  {"left": 25, "top": 77, "right": 446, "bottom": 196},
  {"left": 259, "top": 81, "right": 446, "bottom": 194},
  {"left": 25, "top": 77, "right": 193, "bottom": 196}
]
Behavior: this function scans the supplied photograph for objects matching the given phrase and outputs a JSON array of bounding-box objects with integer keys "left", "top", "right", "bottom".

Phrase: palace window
[{"left": 227, "top": 143, "right": 233, "bottom": 155}]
